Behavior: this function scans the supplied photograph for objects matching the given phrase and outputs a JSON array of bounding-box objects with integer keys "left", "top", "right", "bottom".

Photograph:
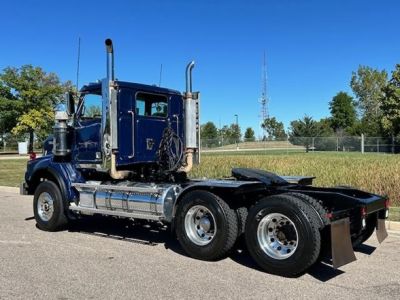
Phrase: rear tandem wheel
[{"left": 245, "top": 193, "right": 322, "bottom": 277}]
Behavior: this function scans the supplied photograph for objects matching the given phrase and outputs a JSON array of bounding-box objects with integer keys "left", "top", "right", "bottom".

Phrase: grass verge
[{"left": 0, "top": 159, "right": 28, "bottom": 187}]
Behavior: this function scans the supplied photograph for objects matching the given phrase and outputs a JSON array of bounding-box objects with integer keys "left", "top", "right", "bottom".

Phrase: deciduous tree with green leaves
[
  {"left": 329, "top": 91, "right": 356, "bottom": 132},
  {"left": 0, "top": 65, "right": 71, "bottom": 152},
  {"left": 261, "top": 117, "right": 286, "bottom": 140},
  {"left": 0, "top": 84, "right": 22, "bottom": 134},
  {"left": 381, "top": 64, "right": 400, "bottom": 136},
  {"left": 200, "top": 121, "right": 219, "bottom": 147},
  {"left": 219, "top": 123, "right": 241, "bottom": 144},
  {"left": 201, "top": 121, "right": 218, "bottom": 140},
  {"left": 12, "top": 109, "right": 54, "bottom": 144},
  {"left": 350, "top": 65, "right": 388, "bottom": 135},
  {"left": 244, "top": 127, "right": 255, "bottom": 141}
]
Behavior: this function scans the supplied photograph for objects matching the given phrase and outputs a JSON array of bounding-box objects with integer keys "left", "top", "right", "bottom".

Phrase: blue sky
[{"left": 1, "top": 0, "right": 399, "bottom": 137}]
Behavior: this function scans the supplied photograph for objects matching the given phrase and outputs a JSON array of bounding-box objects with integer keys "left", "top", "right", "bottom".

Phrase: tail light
[
  {"left": 360, "top": 206, "right": 367, "bottom": 217},
  {"left": 360, "top": 206, "right": 367, "bottom": 228},
  {"left": 384, "top": 199, "right": 390, "bottom": 218},
  {"left": 384, "top": 199, "right": 390, "bottom": 209}
]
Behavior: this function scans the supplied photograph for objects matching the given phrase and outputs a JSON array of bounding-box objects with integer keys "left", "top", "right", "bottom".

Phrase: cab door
[
  {"left": 117, "top": 88, "right": 135, "bottom": 163},
  {"left": 134, "top": 92, "right": 169, "bottom": 163}
]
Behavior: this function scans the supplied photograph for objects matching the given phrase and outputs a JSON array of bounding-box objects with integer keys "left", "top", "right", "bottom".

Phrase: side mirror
[{"left": 64, "top": 92, "right": 75, "bottom": 115}]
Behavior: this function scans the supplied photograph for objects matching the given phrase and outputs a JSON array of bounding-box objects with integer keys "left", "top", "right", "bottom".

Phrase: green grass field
[
  {"left": 0, "top": 152, "right": 399, "bottom": 220},
  {"left": 192, "top": 152, "right": 400, "bottom": 207},
  {"left": 0, "top": 159, "right": 28, "bottom": 187}
]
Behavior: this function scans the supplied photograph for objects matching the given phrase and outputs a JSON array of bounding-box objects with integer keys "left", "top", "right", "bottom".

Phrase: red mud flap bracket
[{"left": 331, "top": 217, "right": 356, "bottom": 269}]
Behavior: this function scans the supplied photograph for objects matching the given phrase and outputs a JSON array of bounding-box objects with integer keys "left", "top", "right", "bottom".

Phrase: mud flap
[
  {"left": 331, "top": 217, "right": 356, "bottom": 269},
  {"left": 376, "top": 218, "right": 388, "bottom": 243}
]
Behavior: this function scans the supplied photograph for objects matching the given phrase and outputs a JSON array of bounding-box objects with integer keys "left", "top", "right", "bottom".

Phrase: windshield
[{"left": 77, "top": 91, "right": 102, "bottom": 118}]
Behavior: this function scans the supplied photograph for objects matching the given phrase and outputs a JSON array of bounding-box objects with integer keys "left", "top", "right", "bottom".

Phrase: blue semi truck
[{"left": 21, "top": 39, "right": 388, "bottom": 276}]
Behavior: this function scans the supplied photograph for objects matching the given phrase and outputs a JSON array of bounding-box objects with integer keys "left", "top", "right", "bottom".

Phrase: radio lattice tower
[{"left": 259, "top": 52, "right": 269, "bottom": 138}]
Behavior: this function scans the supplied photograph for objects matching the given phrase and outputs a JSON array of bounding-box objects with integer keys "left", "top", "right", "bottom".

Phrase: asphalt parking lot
[{"left": 1, "top": 191, "right": 399, "bottom": 299}]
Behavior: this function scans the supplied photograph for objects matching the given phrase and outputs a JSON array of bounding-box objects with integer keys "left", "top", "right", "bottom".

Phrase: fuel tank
[{"left": 72, "top": 181, "right": 181, "bottom": 221}]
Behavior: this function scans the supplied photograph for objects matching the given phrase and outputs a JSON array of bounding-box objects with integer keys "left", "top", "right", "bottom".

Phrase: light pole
[
  {"left": 0, "top": 117, "right": 4, "bottom": 152},
  {"left": 234, "top": 114, "right": 239, "bottom": 150}
]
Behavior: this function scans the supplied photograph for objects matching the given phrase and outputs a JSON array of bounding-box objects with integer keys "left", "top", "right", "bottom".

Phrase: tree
[
  {"left": 381, "top": 64, "right": 400, "bottom": 136},
  {"left": 12, "top": 108, "right": 54, "bottom": 144},
  {"left": 219, "top": 123, "right": 241, "bottom": 144},
  {"left": 201, "top": 121, "right": 219, "bottom": 147},
  {"left": 244, "top": 127, "right": 255, "bottom": 141},
  {"left": 201, "top": 122, "right": 218, "bottom": 140},
  {"left": 261, "top": 117, "right": 287, "bottom": 140},
  {"left": 0, "top": 86, "right": 22, "bottom": 133},
  {"left": 289, "top": 116, "right": 319, "bottom": 152},
  {"left": 0, "top": 65, "right": 68, "bottom": 152},
  {"left": 230, "top": 123, "right": 241, "bottom": 143},
  {"left": 329, "top": 92, "right": 356, "bottom": 132},
  {"left": 350, "top": 65, "right": 387, "bottom": 135}
]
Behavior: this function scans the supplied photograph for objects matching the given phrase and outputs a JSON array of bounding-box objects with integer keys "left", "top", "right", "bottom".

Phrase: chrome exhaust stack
[
  {"left": 179, "top": 61, "right": 200, "bottom": 173},
  {"left": 102, "top": 38, "right": 129, "bottom": 179},
  {"left": 105, "top": 38, "right": 114, "bottom": 81}
]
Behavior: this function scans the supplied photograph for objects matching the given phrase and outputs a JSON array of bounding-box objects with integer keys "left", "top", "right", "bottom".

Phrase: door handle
[{"left": 128, "top": 110, "right": 134, "bottom": 158}]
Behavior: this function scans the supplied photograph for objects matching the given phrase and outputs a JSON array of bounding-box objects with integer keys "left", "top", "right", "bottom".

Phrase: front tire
[
  {"left": 245, "top": 194, "right": 321, "bottom": 277},
  {"left": 175, "top": 190, "right": 238, "bottom": 260},
  {"left": 33, "top": 181, "right": 68, "bottom": 231}
]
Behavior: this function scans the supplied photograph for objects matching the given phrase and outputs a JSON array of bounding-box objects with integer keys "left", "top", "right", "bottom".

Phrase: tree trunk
[{"left": 29, "top": 129, "right": 34, "bottom": 153}]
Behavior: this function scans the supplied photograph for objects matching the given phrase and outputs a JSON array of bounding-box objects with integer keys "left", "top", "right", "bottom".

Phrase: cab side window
[{"left": 136, "top": 93, "right": 168, "bottom": 118}]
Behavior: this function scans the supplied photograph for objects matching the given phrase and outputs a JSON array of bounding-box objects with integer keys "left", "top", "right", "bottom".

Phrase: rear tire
[
  {"left": 175, "top": 190, "right": 238, "bottom": 260},
  {"left": 33, "top": 181, "right": 68, "bottom": 231},
  {"left": 245, "top": 194, "right": 321, "bottom": 277}
]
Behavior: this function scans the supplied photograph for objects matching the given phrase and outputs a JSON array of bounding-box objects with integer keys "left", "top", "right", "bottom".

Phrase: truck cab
[{"left": 72, "top": 82, "right": 185, "bottom": 171}]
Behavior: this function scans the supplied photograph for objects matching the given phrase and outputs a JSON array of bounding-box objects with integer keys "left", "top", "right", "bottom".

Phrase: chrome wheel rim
[
  {"left": 37, "top": 192, "right": 54, "bottom": 222},
  {"left": 257, "top": 213, "right": 298, "bottom": 260},
  {"left": 184, "top": 205, "right": 217, "bottom": 246}
]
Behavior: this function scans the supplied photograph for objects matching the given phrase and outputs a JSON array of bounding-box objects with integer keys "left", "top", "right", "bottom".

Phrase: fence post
[
  {"left": 377, "top": 139, "right": 379, "bottom": 153},
  {"left": 392, "top": 135, "right": 395, "bottom": 154},
  {"left": 361, "top": 134, "right": 364, "bottom": 154},
  {"left": 312, "top": 137, "right": 315, "bottom": 152},
  {"left": 336, "top": 137, "right": 339, "bottom": 152}
]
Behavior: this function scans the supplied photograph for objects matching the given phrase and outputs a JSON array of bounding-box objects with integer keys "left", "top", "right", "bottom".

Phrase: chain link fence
[
  {"left": 0, "top": 133, "right": 43, "bottom": 154},
  {"left": 1, "top": 133, "right": 400, "bottom": 154},
  {"left": 200, "top": 136, "right": 400, "bottom": 154}
]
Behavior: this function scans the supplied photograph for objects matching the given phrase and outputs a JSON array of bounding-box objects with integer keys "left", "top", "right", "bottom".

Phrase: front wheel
[
  {"left": 175, "top": 190, "right": 238, "bottom": 261},
  {"left": 245, "top": 194, "right": 321, "bottom": 277},
  {"left": 33, "top": 181, "right": 68, "bottom": 231}
]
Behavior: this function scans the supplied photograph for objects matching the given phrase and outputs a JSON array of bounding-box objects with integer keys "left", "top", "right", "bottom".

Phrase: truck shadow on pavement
[
  {"left": 67, "top": 216, "right": 187, "bottom": 256},
  {"left": 228, "top": 243, "right": 346, "bottom": 282},
  {"left": 29, "top": 215, "right": 375, "bottom": 282}
]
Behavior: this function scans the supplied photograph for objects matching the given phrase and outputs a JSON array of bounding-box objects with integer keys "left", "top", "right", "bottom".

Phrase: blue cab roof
[{"left": 80, "top": 80, "right": 181, "bottom": 95}]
